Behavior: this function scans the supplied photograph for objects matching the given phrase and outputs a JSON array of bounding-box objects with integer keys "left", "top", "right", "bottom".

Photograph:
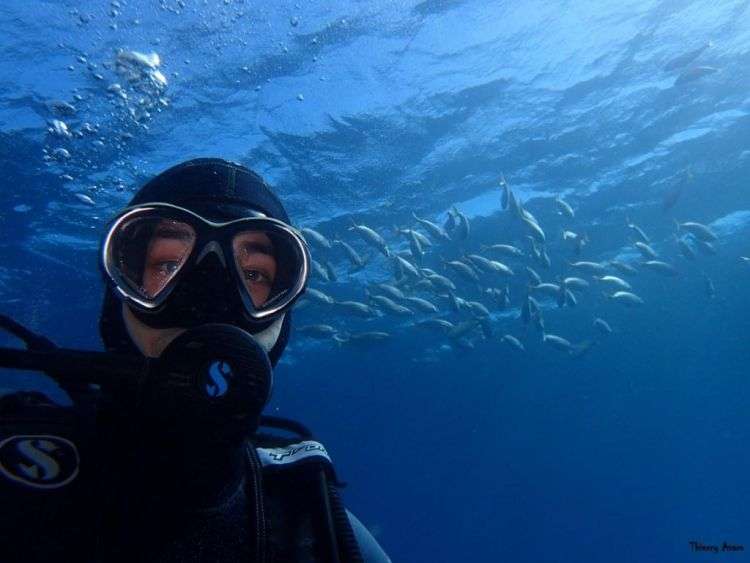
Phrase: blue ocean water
[{"left": 1, "top": 1, "right": 750, "bottom": 561}]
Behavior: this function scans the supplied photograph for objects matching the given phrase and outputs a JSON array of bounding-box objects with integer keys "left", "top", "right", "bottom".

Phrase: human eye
[
  {"left": 156, "top": 261, "right": 181, "bottom": 276},
  {"left": 243, "top": 268, "right": 271, "bottom": 285}
]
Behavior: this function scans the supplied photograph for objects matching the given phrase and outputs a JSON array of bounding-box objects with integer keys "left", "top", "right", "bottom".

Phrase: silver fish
[
  {"left": 554, "top": 197, "right": 574, "bottom": 219},
  {"left": 675, "top": 220, "right": 718, "bottom": 242},
  {"left": 445, "top": 260, "right": 479, "bottom": 282},
  {"left": 508, "top": 189, "right": 523, "bottom": 220},
  {"left": 300, "top": 227, "right": 332, "bottom": 249},
  {"left": 407, "top": 230, "right": 424, "bottom": 263},
  {"left": 464, "top": 254, "right": 496, "bottom": 273},
  {"left": 634, "top": 241, "right": 658, "bottom": 259},
  {"left": 451, "top": 207, "right": 470, "bottom": 241},
  {"left": 539, "top": 245, "right": 551, "bottom": 269},
  {"left": 526, "top": 266, "right": 542, "bottom": 285},
  {"left": 542, "top": 333, "right": 573, "bottom": 352},
  {"left": 414, "top": 318, "right": 454, "bottom": 332},
  {"left": 564, "top": 289, "right": 577, "bottom": 307},
  {"left": 641, "top": 260, "right": 679, "bottom": 277},
  {"left": 370, "top": 294, "right": 412, "bottom": 315},
  {"left": 393, "top": 255, "right": 421, "bottom": 280},
  {"left": 488, "top": 260, "right": 514, "bottom": 277},
  {"left": 397, "top": 228, "right": 433, "bottom": 248},
  {"left": 593, "top": 317, "right": 612, "bottom": 335},
  {"left": 334, "top": 300, "right": 376, "bottom": 317},
  {"left": 500, "top": 174, "right": 510, "bottom": 210},
  {"left": 324, "top": 261, "right": 337, "bottom": 282},
  {"left": 529, "top": 283, "right": 561, "bottom": 298},
  {"left": 481, "top": 243, "right": 524, "bottom": 258},
  {"left": 569, "top": 261, "right": 608, "bottom": 275},
  {"left": 333, "top": 239, "right": 367, "bottom": 270},
  {"left": 403, "top": 296, "right": 439, "bottom": 314},
  {"left": 608, "top": 291, "right": 644, "bottom": 306},
  {"left": 522, "top": 296, "right": 541, "bottom": 326},
  {"left": 563, "top": 277, "right": 589, "bottom": 291},
  {"left": 412, "top": 212, "right": 450, "bottom": 242},
  {"left": 465, "top": 300, "right": 490, "bottom": 318},
  {"left": 625, "top": 217, "right": 650, "bottom": 243},
  {"left": 704, "top": 276, "right": 715, "bottom": 300},
  {"left": 502, "top": 334, "right": 525, "bottom": 352},
  {"left": 448, "top": 292, "right": 467, "bottom": 313},
  {"left": 521, "top": 215, "right": 545, "bottom": 243},
  {"left": 596, "top": 275, "right": 631, "bottom": 290},
  {"left": 305, "top": 288, "right": 334, "bottom": 305},
  {"left": 423, "top": 273, "right": 456, "bottom": 292},
  {"left": 533, "top": 311, "right": 546, "bottom": 333},
  {"left": 444, "top": 208, "right": 457, "bottom": 235},
  {"left": 334, "top": 331, "right": 390, "bottom": 345},
  {"left": 311, "top": 259, "right": 330, "bottom": 282},
  {"left": 374, "top": 283, "right": 405, "bottom": 301},
  {"left": 298, "top": 324, "right": 337, "bottom": 337},
  {"left": 349, "top": 221, "right": 390, "bottom": 257}
]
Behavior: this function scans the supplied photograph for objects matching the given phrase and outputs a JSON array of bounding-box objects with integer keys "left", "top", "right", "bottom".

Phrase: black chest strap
[{"left": 248, "top": 416, "right": 364, "bottom": 563}]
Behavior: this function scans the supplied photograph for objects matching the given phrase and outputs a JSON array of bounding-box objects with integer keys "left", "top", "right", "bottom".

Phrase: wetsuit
[{"left": 0, "top": 390, "right": 390, "bottom": 562}]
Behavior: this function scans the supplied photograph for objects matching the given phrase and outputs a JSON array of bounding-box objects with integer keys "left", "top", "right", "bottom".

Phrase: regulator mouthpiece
[{"left": 145, "top": 323, "right": 273, "bottom": 442}]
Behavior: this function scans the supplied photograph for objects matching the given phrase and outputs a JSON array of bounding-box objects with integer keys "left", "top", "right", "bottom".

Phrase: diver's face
[
  {"left": 126, "top": 222, "right": 278, "bottom": 358},
  {"left": 141, "top": 220, "right": 278, "bottom": 309},
  {"left": 232, "top": 230, "right": 278, "bottom": 308}
]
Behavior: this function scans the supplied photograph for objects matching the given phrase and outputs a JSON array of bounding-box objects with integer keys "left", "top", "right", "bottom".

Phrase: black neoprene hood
[{"left": 99, "top": 157, "right": 293, "bottom": 366}]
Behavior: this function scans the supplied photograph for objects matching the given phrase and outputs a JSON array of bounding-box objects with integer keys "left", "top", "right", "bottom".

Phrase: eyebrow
[
  {"left": 153, "top": 226, "right": 194, "bottom": 240},
  {"left": 238, "top": 240, "right": 274, "bottom": 256}
]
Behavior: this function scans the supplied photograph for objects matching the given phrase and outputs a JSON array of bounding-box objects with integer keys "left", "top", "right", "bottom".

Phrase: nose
[{"left": 194, "top": 240, "right": 227, "bottom": 268}]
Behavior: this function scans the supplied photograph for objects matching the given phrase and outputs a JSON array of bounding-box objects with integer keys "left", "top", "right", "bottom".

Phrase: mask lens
[
  {"left": 110, "top": 215, "right": 196, "bottom": 300},
  {"left": 232, "top": 228, "right": 305, "bottom": 312}
]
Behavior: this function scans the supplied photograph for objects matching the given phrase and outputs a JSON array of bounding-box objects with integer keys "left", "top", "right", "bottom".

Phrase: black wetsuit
[{"left": 0, "top": 390, "right": 390, "bottom": 562}]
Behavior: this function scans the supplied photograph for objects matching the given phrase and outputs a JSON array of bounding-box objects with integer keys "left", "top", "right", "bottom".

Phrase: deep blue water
[{"left": 2, "top": 1, "right": 750, "bottom": 561}]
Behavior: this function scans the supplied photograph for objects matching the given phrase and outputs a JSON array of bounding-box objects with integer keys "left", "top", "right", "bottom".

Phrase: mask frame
[{"left": 101, "top": 202, "right": 310, "bottom": 324}]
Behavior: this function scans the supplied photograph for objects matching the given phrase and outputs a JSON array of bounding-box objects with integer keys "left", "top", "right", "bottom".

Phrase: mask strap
[{"left": 251, "top": 314, "right": 285, "bottom": 353}]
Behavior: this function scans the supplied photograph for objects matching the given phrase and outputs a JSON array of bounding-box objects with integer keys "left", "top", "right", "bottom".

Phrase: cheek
[{"left": 250, "top": 285, "right": 272, "bottom": 307}]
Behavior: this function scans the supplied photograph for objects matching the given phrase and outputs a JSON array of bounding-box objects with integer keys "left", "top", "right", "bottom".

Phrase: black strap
[
  {"left": 244, "top": 442, "right": 268, "bottom": 563},
  {"left": 253, "top": 417, "right": 364, "bottom": 563},
  {"left": 327, "top": 477, "right": 365, "bottom": 563},
  {"left": 259, "top": 415, "right": 313, "bottom": 439},
  {"left": 0, "top": 313, "right": 56, "bottom": 351}
]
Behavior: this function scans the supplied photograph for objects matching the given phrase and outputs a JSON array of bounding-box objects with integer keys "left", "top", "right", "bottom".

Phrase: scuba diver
[{"left": 0, "top": 158, "right": 390, "bottom": 562}]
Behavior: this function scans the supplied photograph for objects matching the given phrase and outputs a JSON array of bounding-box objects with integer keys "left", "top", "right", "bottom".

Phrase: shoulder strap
[{"left": 250, "top": 416, "right": 364, "bottom": 563}]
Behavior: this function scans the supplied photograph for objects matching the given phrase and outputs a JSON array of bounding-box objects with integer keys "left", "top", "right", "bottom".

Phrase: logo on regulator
[{"left": 205, "top": 360, "right": 232, "bottom": 397}]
